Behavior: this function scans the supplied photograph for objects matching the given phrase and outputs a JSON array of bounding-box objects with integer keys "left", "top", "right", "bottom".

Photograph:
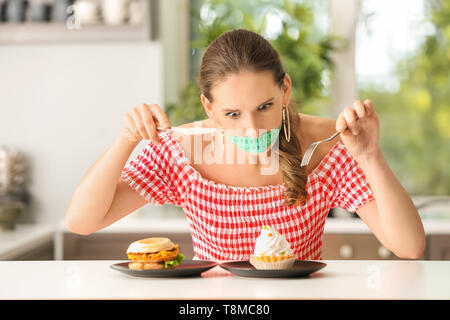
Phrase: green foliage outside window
[
  {"left": 164, "top": 0, "right": 449, "bottom": 196},
  {"left": 360, "top": 0, "right": 450, "bottom": 195},
  {"left": 165, "top": 0, "right": 338, "bottom": 125}
]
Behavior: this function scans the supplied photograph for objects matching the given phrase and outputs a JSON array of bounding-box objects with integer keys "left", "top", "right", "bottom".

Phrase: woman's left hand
[{"left": 336, "top": 99, "right": 381, "bottom": 160}]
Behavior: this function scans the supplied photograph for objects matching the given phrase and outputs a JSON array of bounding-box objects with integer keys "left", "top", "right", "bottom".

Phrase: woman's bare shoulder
[
  {"left": 298, "top": 113, "right": 341, "bottom": 172},
  {"left": 169, "top": 119, "right": 212, "bottom": 159},
  {"left": 298, "top": 113, "right": 336, "bottom": 140}
]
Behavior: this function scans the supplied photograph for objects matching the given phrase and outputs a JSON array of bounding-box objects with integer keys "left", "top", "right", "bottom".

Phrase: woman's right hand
[{"left": 120, "top": 103, "right": 171, "bottom": 145}]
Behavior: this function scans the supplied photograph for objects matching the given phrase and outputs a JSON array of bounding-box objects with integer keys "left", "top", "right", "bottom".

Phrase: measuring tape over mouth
[{"left": 225, "top": 121, "right": 282, "bottom": 154}]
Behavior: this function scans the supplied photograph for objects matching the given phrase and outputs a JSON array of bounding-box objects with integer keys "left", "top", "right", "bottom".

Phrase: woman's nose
[
  {"left": 244, "top": 127, "right": 258, "bottom": 139},
  {"left": 244, "top": 118, "right": 261, "bottom": 138}
]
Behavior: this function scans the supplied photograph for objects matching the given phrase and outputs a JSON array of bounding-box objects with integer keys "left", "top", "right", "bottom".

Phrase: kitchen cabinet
[
  {"left": 62, "top": 232, "right": 430, "bottom": 261},
  {"left": 58, "top": 218, "right": 450, "bottom": 261},
  {"left": 321, "top": 234, "right": 427, "bottom": 260},
  {"left": 13, "top": 241, "right": 54, "bottom": 260},
  {"left": 427, "top": 234, "right": 450, "bottom": 260},
  {"left": 63, "top": 232, "right": 194, "bottom": 260}
]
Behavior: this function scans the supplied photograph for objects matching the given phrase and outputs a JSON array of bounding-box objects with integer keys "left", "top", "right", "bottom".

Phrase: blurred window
[
  {"left": 185, "top": 0, "right": 449, "bottom": 196},
  {"left": 357, "top": 0, "right": 450, "bottom": 195}
]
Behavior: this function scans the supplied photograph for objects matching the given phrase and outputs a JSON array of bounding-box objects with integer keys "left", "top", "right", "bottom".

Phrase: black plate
[
  {"left": 110, "top": 260, "right": 218, "bottom": 278},
  {"left": 219, "top": 260, "right": 326, "bottom": 278}
]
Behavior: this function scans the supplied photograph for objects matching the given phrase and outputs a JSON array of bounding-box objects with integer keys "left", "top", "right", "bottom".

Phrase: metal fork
[{"left": 300, "top": 131, "right": 340, "bottom": 167}]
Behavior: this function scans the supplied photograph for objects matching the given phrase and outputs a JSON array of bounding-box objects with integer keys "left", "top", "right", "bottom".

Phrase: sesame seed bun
[{"left": 126, "top": 237, "right": 175, "bottom": 254}]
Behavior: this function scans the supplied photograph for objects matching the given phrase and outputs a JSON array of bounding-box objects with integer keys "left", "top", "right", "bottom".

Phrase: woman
[{"left": 65, "top": 29, "right": 425, "bottom": 261}]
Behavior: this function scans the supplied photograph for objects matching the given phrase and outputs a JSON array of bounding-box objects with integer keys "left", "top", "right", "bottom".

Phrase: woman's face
[{"left": 202, "top": 70, "right": 292, "bottom": 138}]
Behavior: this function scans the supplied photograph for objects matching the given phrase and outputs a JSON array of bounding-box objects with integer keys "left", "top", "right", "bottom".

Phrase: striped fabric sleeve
[
  {"left": 119, "top": 138, "right": 185, "bottom": 207},
  {"left": 330, "top": 143, "right": 375, "bottom": 212}
]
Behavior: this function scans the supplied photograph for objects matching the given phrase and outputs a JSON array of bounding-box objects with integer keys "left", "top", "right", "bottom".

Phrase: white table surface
[{"left": 0, "top": 259, "right": 448, "bottom": 300}]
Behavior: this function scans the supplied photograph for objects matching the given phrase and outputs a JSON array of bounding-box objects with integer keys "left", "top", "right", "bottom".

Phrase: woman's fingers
[
  {"left": 353, "top": 100, "right": 366, "bottom": 120},
  {"left": 131, "top": 107, "right": 151, "bottom": 140},
  {"left": 121, "top": 103, "right": 171, "bottom": 145},
  {"left": 336, "top": 99, "right": 377, "bottom": 143},
  {"left": 139, "top": 103, "right": 157, "bottom": 142},
  {"left": 123, "top": 113, "right": 140, "bottom": 141},
  {"left": 343, "top": 107, "right": 360, "bottom": 135},
  {"left": 363, "top": 99, "right": 374, "bottom": 116},
  {"left": 336, "top": 101, "right": 367, "bottom": 136},
  {"left": 148, "top": 103, "right": 171, "bottom": 131},
  {"left": 124, "top": 103, "right": 165, "bottom": 145},
  {"left": 336, "top": 112, "right": 350, "bottom": 135}
]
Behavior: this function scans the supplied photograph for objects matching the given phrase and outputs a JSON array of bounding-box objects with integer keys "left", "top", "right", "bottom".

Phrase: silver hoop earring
[{"left": 282, "top": 106, "right": 291, "bottom": 142}]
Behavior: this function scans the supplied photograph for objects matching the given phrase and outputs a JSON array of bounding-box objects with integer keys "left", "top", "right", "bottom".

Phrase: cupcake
[{"left": 249, "top": 225, "right": 296, "bottom": 270}]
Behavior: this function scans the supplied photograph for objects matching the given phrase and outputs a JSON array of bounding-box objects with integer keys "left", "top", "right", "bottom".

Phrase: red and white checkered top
[{"left": 120, "top": 131, "right": 374, "bottom": 262}]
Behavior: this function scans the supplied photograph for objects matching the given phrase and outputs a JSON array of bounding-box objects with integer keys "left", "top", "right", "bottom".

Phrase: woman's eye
[
  {"left": 226, "top": 112, "right": 239, "bottom": 118},
  {"left": 259, "top": 103, "right": 273, "bottom": 111},
  {"left": 226, "top": 103, "right": 272, "bottom": 118}
]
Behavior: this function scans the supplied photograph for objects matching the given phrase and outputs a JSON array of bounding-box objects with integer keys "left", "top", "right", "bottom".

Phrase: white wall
[
  {"left": 0, "top": 41, "right": 163, "bottom": 225},
  {"left": 160, "top": 0, "right": 190, "bottom": 105}
]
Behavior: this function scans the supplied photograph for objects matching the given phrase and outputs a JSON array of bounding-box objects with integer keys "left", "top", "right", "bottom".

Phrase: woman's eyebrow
[{"left": 221, "top": 97, "right": 275, "bottom": 112}]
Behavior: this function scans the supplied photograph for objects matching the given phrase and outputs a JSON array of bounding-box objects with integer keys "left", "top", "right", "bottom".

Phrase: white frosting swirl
[{"left": 253, "top": 225, "right": 294, "bottom": 257}]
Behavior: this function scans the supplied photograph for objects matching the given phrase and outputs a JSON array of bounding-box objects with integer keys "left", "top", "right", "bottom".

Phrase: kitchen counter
[
  {"left": 0, "top": 259, "right": 448, "bottom": 299},
  {"left": 0, "top": 224, "right": 55, "bottom": 260}
]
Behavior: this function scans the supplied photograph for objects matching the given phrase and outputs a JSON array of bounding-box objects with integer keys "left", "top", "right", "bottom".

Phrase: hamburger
[{"left": 126, "top": 237, "right": 184, "bottom": 270}]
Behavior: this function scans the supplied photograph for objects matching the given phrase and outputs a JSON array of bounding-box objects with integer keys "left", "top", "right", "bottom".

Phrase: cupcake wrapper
[{"left": 250, "top": 255, "right": 296, "bottom": 270}]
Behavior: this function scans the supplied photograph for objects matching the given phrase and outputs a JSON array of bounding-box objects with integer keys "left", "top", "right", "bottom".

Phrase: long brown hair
[{"left": 198, "top": 29, "right": 307, "bottom": 206}]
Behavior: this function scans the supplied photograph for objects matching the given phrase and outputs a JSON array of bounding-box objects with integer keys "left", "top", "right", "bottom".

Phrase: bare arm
[
  {"left": 356, "top": 150, "right": 426, "bottom": 259},
  {"left": 65, "top": 133, "right": 141, "bottom": 235},
  {"left": 337, "top": 99, "right": 426, "bottom": 259},
  {"left": 65, "top": 103, "right": 171, "bottom": 235}
]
